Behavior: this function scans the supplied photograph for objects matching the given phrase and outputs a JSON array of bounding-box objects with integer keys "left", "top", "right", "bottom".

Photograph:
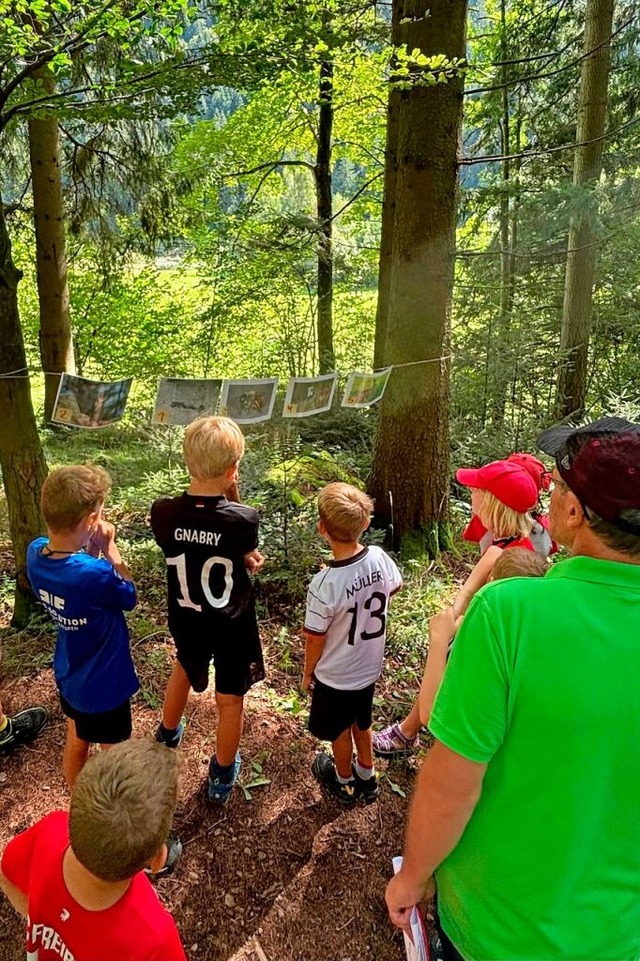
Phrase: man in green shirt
[{"left": 386, "top": 418, "right": 640, "bottom": 961}]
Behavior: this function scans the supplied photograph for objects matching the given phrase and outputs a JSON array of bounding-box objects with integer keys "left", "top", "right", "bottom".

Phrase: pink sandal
[{"left": 372, "top": 721, "right": 419, "bottom": 758}]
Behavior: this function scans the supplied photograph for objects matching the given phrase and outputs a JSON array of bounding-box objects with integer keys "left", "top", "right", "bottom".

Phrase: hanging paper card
[
  {"left": 152, "top": 378, "right": 222, "bottom": 426},
  {"left": 51, "top": 374, "right": 132, "bottom": 429},
  {"left": 220, "top": 378, "right": 278, "bottom": 424},
  {"left": 282, "top": 374, "right": 337, "bottom": 419},
  {"left": 391, "top": 857, "right": 430, "bottom": 961},
  {"left": 341, "top": 368, "right": 392, "bottom": 408}
]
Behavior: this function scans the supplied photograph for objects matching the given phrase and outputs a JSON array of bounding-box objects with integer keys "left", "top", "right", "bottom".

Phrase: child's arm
[
  {"left": 418, "top": 608, "right": 461, "bottom": 726},
  {"left": 302, "top": 631, "right": 326, "bottom": 692},
  {"left": 452, "top": 545, "right": 502, "bottom": 618},
  {"left": 244, "top": 549, "right": 265, "bottom": 574},
  {"left": 87, "top": 520, "right": 134, "bottom": 583},
  {"left": 0, "top": 866, "right": 27, "bottom": 917}
]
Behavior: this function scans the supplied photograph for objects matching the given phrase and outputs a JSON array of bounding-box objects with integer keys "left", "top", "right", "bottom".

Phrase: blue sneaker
[
  {"left": 155, "top": 721, "right": 184, "bottom": 749},
  {"left": 207, "top": 751, "right": 241, "bottom": 804}
]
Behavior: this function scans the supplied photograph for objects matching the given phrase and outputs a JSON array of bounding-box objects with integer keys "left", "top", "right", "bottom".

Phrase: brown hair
[
  {"left": 318, "top": 482, "right": 373, "bottom": 543},
  {"left": 41, "top": 465, "right": 111, "bottom": 532},
  {"left": 183, "top": 416, "right": 244, "bottom": 480},
  {"left": 491, "top": 547, "right": 548, "bottom": 581},
  {"left": 478, "top": 491, "right": 533, "bottom": 540},
  {"left": 70, "top": 740, "right": 180, "bottom": 883}
]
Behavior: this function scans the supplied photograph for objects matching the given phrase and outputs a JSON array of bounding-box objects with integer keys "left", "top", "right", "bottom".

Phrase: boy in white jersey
[{"left": 303, "top": 483, "right": 403, "bottom": 806}]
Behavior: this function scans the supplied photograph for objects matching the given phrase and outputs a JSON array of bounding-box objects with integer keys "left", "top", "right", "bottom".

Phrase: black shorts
[
  {"left": 174, "top": 626, "right": 265, "bottom": 697},
  {"left": 60, "top": 694, "right": 132, "bottom": 744},
  {"left": 308, "top": 679, "right": 375, "bottom": 743}
]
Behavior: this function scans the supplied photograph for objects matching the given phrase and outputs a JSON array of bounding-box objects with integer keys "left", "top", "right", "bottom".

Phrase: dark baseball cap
[{"left": 537, "top": 417, "right": 640, "bottom": 532}]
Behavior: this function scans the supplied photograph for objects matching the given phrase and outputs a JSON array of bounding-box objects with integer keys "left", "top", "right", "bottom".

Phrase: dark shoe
[
  {"left": 0, "top": 708, "right": 48, "bottom": 753},
  {"left": 207, "top": 751, "right": 241, "bottom": 804},
  {"left": 145, "top": 834, "right": 183, "bottom": 881},
  {"left": 311, "top": 752, "right": 357, "bottom": 807},
  {"left": 155, "top": 721, "right": 184, "bottom": 749},
  {"left": 353, "top": 766, "right": 381, "bottom": 804}
]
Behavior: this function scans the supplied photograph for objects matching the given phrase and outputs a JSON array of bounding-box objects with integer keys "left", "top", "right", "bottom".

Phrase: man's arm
[
  {"left": 385, "top": 741, "right": 486, "bottom": 929},
  {"left": 302, "top": 631, "right": 326, "bottom": 692},
  {"left": 0, "top": 866, "right": 28, "bottom": 917}
]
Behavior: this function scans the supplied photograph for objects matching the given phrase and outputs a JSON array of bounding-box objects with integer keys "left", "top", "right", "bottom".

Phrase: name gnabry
[{"left": 174, "top": 529, "right": 222, "bottom": 545}]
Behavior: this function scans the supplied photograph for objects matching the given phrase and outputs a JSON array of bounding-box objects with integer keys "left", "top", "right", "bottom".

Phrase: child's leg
[
  {"left": 332, "top": 727, "right": 355, "bottom": 781},
  {"left": 162, "top": 662, "right": 192, "bottom": 730},
  {"left": 399, "top": 699, "right": 422, "bottom": 739},
  {"left": 63, "top": 719, "right": 91, "bottom": 788},
  {"left": 215, "top": 692, "right": 244, "bottom": 767},
  {"left": 352, "top": 724, "right": 374, "bottom": 770}
]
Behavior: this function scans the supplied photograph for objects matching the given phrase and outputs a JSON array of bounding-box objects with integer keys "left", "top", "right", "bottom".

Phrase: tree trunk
[
  {"left": 370, "top": 0, "right": 467, "bottom": 557},
  {"left": 28, "top": 69, "right": 75, "bottom": 422},
  {"left": 0, "top": 196, "right": 48, "bottom": 627},
  {"left": 373, "top": 0, "right": 404, "bottom": 371},
  {"left": 315, "top": 57, "right": 335, "bottom": 375},
  {"left": 555, "top": 0, "right": 614, "bottom": 420}
]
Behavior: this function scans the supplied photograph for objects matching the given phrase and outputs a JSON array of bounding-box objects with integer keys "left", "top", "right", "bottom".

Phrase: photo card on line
[
  {"left": 341, "top": 368, "right": 392, "bottom": 408},
  {"left": 220, "top": 378, "right": 278, "bottom": 424},
  {"left": 51, "top": 374, "right": 132, "bottom": 429},
  {"left": 282, "top": 373, "right": 337, "bottom": 418},
  {"left": 153, "top": 378, "right": 222, "bottom": 426}
]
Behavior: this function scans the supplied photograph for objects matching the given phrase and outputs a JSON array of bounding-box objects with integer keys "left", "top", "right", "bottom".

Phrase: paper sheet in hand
[{"left": 391, "top": 856, "right": 430, "bottom": 961}]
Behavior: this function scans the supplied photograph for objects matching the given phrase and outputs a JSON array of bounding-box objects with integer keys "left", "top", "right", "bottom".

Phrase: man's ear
[
  {"left": 565, "top": 492, "right": 585, "bottom": 528},
  {"left": 147, "top": 843, "right": 167, "bottom": 876}
]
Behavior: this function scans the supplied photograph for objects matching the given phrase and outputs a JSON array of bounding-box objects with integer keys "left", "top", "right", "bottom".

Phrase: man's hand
[
  {"left": 244, "top": 549, "right": 265, "bottom": 574},
  {"left": 385, "top": 870, "right": 435, "bottom": 931}
]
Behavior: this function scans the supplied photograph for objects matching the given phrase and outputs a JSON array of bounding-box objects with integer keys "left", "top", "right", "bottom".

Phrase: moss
[
  {"left": 400, "top": 520, "right": 453, "bottom": 560},
  {"left": 264, "top": 450, "right": 361, "bottom": 506}
]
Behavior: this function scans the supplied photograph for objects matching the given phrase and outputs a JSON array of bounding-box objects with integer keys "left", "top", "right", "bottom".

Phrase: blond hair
[
  {"left": 491, "top": 547, "right": 547, "bottom": 581},
  {"left": 478, "top": 491, "right": 533, "bottom": 540},
  {"left": 41, "top": 465, "right": 111, "bottom": 532},
  {"left": 70, "top": 740, "right": 180, "bottom": 883},
  {"left": 183, "top": 416, "right": 244, "bottom": 480},
  {"left": 318, "top": 482, "right": 373, "bottom": 543}
]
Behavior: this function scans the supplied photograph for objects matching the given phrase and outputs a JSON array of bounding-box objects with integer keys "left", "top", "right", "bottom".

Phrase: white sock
[
  {"left": 355, "top": 760, "right": 375, "bottom": 780},
  {"left": 336, "top": 770, "right": 354, "bottom": 785}
]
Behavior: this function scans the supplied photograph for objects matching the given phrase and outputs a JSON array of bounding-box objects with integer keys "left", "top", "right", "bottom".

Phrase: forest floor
[{"left": 0, "top": 581, "right": 447, "bottom": 961}]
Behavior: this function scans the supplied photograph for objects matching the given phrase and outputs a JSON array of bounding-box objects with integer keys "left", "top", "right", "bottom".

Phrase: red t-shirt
[{"left": 1, "top": 811, "right": 186, "bottom": 961}]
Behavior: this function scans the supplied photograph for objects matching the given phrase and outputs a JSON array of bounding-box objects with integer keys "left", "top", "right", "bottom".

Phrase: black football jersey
[{"left": 150, "top": 493, "right": 259, "bottom": 641}]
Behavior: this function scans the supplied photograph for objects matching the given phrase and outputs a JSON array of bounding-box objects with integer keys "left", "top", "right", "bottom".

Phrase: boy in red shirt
[{"left": 0, "top": 740, "right": 186, "bottom": 961}]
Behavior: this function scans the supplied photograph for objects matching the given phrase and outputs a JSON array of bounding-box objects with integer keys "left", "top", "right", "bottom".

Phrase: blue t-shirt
[{"left": 27, "top": 538, "right": 139, "bottom": 713}]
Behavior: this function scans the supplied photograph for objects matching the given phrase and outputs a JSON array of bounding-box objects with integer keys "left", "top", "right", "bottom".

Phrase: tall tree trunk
[
  {"left": 28, "top": 69, "right": 75, "bottom": 422},
  {"left": 373, "top": 0, "right": 404, "bottom": 370},
  {"left": 0, "top": 197, "right": 48, "bottom": 627},
  {"left": 370, "top": 0, "right": 467, "bottom": 557},
  {"left": 555, "top": 0, "right": 614, "bottom": 420},
  {"left": 315, "top": 57, "right": 335, "bottom": 374}
]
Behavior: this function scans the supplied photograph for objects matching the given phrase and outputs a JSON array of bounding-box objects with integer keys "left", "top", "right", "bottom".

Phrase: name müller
[{"left": 175, "top": 529, "right": 222, "bottom": 545}]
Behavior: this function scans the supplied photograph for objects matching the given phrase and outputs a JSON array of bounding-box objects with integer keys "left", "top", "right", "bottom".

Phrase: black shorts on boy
[
  {"left": 308, "top": 679, "right": 375, "bottom": 742},
  {"left": 175, "top": 616, "right": 265, "bottom": 696},
  {"left": 60, "top": 694, "right": 132, "bottom": 744}
]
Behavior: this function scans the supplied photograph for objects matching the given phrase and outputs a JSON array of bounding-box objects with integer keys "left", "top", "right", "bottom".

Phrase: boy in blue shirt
[{"left": 27, "top": 465, "right": 138, "bottom": 788}]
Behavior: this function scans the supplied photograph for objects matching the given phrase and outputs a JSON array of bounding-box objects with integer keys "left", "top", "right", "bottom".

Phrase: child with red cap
[{"left": 373, "top": 458, "right": 541, "bottom": 759}]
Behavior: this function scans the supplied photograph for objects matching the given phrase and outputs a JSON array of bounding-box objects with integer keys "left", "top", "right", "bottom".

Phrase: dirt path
[{"left": 0, "top": 652, "right": 419, "bottom": 961}]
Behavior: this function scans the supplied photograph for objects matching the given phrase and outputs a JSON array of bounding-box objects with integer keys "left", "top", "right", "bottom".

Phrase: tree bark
[
  {"left": 28, "top": 69, "right": 75, "bottom": 421},
  {"left": 555, "top": 0, "right": 614, "bottom": 420},
  {"left": 370, "top": 0, "right": 467, "bottom": 557},
  {"left": 0, "top": 196, "right": 48, "bottom": 627},
  {"left": 315, "top": 57, "right": 335, "bottom": 375}
]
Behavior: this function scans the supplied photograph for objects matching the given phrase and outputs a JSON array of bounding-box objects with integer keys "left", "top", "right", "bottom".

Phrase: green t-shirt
[{"left": 429, "top": 555, "right": 640, "bottom": 961}]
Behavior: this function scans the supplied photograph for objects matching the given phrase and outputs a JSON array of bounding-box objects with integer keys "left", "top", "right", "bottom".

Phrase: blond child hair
[
  {"left": 478, "top": 491, "right": 533, "bottom": 541},
  {"left": 183, "top": 416, "right": 244, "bottom": 480},
  {"left": 41, "top": 465, "right": 111, "bottom": 532},
  {"left": 491, "top": 546, "right": 548, "bottom": 581},
  {"left": 70, "top": 740, "right": 180, "bottom": 883},
  {"left": 318, "top": 482, "right": 373, "bottom": 543}
]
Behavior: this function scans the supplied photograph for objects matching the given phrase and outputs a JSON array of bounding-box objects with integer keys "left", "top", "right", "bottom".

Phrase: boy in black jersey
[{"left": 151, "top": 416, "right": 265, "bottom": 804}]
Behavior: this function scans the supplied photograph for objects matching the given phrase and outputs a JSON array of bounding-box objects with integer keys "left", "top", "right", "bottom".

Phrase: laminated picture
[
  {"left": 51, "top": 374, "right": 133, "bottom": 429},
  {"left": 219, "top": 378, "right": 278, "bottom": 424},
  {"left": 282, "top": 374, "right": 337, "bottom": 418},
  {"left": 152, "top": 378, "right": 222, "bottom": 426},
  {"left": 341, "top": 368, "right": 392, "bottom": 408}
]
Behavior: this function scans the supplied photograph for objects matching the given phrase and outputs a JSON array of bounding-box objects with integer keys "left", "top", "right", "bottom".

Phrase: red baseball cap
[
  {"left": 507, "top": 452, "right": 550, "bottom": 492},
  {"left": 456, "top": 460, "right": 539, "bottom": 512},
  {"left": 538, "top": 417, "right": 640, "bottom": 532}
]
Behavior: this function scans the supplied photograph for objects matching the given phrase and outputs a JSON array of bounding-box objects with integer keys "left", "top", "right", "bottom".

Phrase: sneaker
[
  {"left": 155, "top": 721, "right": 184, "bottom": 749},
  {"left": 353, "top": 766, "right": 381, "bottom": 804},
  {"left": 207, "top": 751, "right": 241, "bottom": 804},
  {"left": 0, "top": 707, "right": 48, "bottom": 753},
  {"left": 145, "top": 834, "right": 183, "bottom": 881},
  {"left": 311, "top": 752, "right": 357, "bottom": 808},
  {"left": 372, "top": 722, "right": 419, "bottom": 759}
]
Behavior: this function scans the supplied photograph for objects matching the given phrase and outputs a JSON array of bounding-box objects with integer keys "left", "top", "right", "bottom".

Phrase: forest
[{"left": 0, "top": 0, "right": 639, "bottom": 959}]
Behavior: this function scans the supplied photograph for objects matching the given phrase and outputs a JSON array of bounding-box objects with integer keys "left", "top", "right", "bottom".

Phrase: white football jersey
[{"left": 304, "top": 545, "right": 402, "bottom": 690}]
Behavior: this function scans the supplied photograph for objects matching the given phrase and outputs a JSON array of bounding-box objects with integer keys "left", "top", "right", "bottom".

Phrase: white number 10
[{"left": 166, "top": 554, "right": 233, "bottom": 610}]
